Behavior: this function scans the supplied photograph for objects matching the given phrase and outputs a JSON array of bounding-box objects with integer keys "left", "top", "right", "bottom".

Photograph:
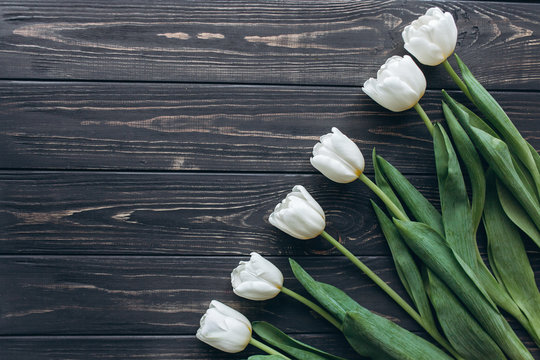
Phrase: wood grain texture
[
  {"left": 1, "top": 334, "right": 360, "bottom": 360},
  {"left": 0, "top": 256, "right": 423, "bottom": 335},
  {"left": 0, "top": 171, "right": 427, "bottom": 255},
  {"left": 1, "top": 83, "right": 538, "bottom": 173},
  {"left": 1, "top": 1, "right": 540, "bottom": 88}
]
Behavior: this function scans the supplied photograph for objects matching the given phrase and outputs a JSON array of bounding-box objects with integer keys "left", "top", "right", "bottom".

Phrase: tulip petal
[
  {"left": 310, "top": 155, "right": 358, "bottom": 183},
  {"left": 233, "top": 281, "right": 281, "bottom": 301}
]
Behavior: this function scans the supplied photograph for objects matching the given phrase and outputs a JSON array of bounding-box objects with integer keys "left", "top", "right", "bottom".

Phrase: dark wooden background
[{"left": 0, "top": 1, "right": 539, "bottom": 359}]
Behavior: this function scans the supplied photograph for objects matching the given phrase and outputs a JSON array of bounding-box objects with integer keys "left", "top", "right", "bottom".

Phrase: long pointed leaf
[
  {"left": 442, "top": 101, "right": 485, "bottom": 236},
  {"left": 371, "top": 201, "right": 436, "bottom": 331},
  {"left": 372, "top": 149, "right": 407, "bottom": 216},
  {"left": 394, "top": 219, "right": 533, "bottom": 360},
  {"left": 376, "top": 155, "right": 443, "bottom": 235},
  {"left": 252, "top": 322, "right": 348, "bottom": 360},
  {"left": 433, "top": 123, "right": 476, "bottom": 268}
]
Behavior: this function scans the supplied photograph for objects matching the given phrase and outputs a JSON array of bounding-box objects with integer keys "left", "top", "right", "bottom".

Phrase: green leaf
[
  {"left": 485, "top": 176, "right": 540, "bottom": 345},
  {"left": 289, "top": 259, "right": 387, "bottom": 358},
  {"left": 371, "top": 201, "right": 436, "bottom": 331},
  {"left": 376, "top": 155, "right": 443, "bottom": 235},
  {"left": 529, "top": 142, "right": 540, "bottom": 171},
  {"left": 425, "top": 270, "right": 506, "bottom": 360},
  {"left": 394, "top": 219, "right": 534, "bottom": 360},
  {"left": 433, "top": 123, "right": 476, "bottom": 269},
  {"left": 468, "top": 126, "right": 540, "bottom": 233},
  {"left": 496, "top": 179, "right": 540, "bottom": 247},
  {"left": 289, "top": 258, "right": 348, "bottom": 322},
  {"left": 372, "top": 148, "right": 407, "bottom": 216},
  {"left": 246, "top": 356, "right": 284, "bottom": 360},
  {"left": 455, "top": 54, "right": 540, "bottom": 196},
  {"left": 441, "top": 91, "right": 497, "bottom": 139},
  {"left": 343, "top": 311, "right": 452, "bottom": 360},
  {"left": 442, "top": 100, "right": 485, "bottom": 236},
  {"left": 252, "top": 322, "right": 348, "bottom": 360}
]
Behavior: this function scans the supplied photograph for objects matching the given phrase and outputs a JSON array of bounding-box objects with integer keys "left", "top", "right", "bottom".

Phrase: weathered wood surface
[
  {"left": 1, "top": 1, "right": 540, "bottom": 89},
  {"left": 1, "top": 83, "right": 538, "bottom": 173},
  {"left": 1, "top": 334, "right": 358, "bottom": 360},
  {"left": 0, "top": 256, "right": 420, "bottom": 334},
  {"left": 1, "top": 0, "right": 539, "bottom": 359}
]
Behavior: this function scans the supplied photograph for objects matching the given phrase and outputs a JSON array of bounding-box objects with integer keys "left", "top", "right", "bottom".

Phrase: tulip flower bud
[
  {"left": 196, "top": 300, "right": 252, "bottom": 353},
  {"left": 310, "top": 127, "right": 365, "bottom": 183},
  {"left": 231, "top": 252, "right": 284, "bottom": 301},
  {"left": 402, "top": 7, "right": 458, "bottom": 66},
  {"left": 362, "top": 55, "right": 426, "bottom": 112},
  {"left": 269, "top": 185, "right": 325, "bottom": 240}
]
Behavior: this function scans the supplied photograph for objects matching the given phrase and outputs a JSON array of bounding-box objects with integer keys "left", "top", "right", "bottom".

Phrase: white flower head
[
  {"left": 402, "top": 7, "right": 458, "bottom": 66},
  {"left": 231, "top": 252, "right": 284, "bottom": 301},
  {"left": 362, "top": 55, "right": 426, "bottom": 112},
  {"left": 310, "top": 127, "right": 365, "bottom": 183},
  {"left": 196, "top": 300, "right": 252, "bottom": 353},
  {"left": 269, "top": 185, "right": 326, "bottom": 240}
]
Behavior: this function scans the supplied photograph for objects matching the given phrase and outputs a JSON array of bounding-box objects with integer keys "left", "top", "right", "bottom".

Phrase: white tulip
[
  {"left": 310, "top": 127, "right": 365, "bottom": 183},
  {"left": 231, "top": 252, "right": 284, "bottom": 301},
  {"left": 362, "top": 55, "right": 426, "bottom": 112},
  {"left": 402, "top": 7, "right": 458, "bottom": 66},
  {"left": 196, "top": 300, "right": 252, "bottom": 353},
  {"left": 269, "top": 185, "right": 325, "bottom": 240}
]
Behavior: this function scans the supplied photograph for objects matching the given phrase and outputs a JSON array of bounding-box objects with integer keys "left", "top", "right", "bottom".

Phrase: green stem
[
  {"left": 249, "top": 337, "right": 291, "bottom": 359},
  {"left": 442, "top": 59, "right": 473, "bottom": 102},
  {"left": 358, "top": 173, "right": 409, "bottom": 221},
  {"left": 281, "top": 286, "right": 342, "bottom": 331},
  {"left": 321, "top": 230, "right": 463, "bottom": 360},
  {"left": 414, "top": 103, "right": 434, "bottom": 136}
]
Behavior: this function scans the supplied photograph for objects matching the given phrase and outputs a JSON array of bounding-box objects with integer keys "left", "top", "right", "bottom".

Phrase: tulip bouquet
[{"left": 195, "top": 6, "right": 540, "bottom": 360}]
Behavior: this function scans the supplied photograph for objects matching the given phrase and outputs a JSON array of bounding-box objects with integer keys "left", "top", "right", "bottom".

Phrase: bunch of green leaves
[
  {"left": 441, "top": 90, "right": 540, "bottom": 346},
  {"left": 372, "top": 152, "right": 506, "bottom": 360},
  {"left": 373, "top": 129, "right": 533, "bottom": 359},
  {"left": 288, "top": 259, "right": 453, "bottom": 360},
  {"left": 446, "top": 56, "right": 540, "bottom": 246}
]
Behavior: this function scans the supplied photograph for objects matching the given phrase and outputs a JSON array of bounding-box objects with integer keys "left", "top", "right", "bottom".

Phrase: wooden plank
[
  {"left": 1, "top": 83, "right": 538, "bottom": 173},
  {"left": 0, "top": 171, "right": 431, "bottom": 255},
  {"left": 0, "top": 256, "right": 425, "bottom": 335},
  {"left": 1, "top": 1, "right": 540, "bottom": 88},
  {"left": 2, "top": 334, "right": 537, "bottom": 360},
  {"left": 2, "top": 172, "right": 539, "bottom": 256},
  {"left": 0, "top": 334, "right": 359, "bottom": 360}
]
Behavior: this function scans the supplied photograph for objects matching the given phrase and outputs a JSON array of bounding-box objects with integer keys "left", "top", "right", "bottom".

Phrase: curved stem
[
  {"left": 321, "top": 230, "right": 463, "bottom": 359},
  {"left": 281, "top": 286, "right": 342, "bottom": 331},
  {"left": 249, "top": 337, "right": 291, "bottom": 359},
  {"left": 414, "top": 103, "right": 434, "bottom": 136},
  {"left": 442, "top": 59, "right": 473, "bottom": 102},
  {"left": 358, "top": 173, "right": 409, "bottom": 221}
]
